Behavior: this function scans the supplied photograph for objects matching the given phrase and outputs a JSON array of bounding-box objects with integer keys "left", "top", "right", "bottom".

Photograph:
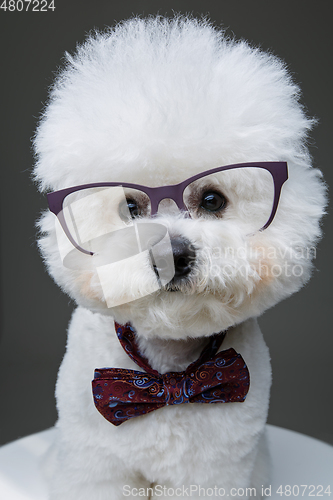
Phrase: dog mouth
[
  {"left": 161, "top": 275, "right": 195, "bottom": 293},
  {"left": 152, "top": 264, "right": 181, "bottom": 292},
  {"left": 157, "top": 236, "right": 197, "bottom": 290},
  {"left": 150, "top": 235, "right": 197, "bottom": 294},
  {"left": 163, "top": 281, "right": 181, "bottom": 292}
]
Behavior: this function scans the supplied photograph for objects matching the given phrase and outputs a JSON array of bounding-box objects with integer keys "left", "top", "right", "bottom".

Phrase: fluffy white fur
[{"left": 34, "top": 16, "right": 326, "bottom": 500}]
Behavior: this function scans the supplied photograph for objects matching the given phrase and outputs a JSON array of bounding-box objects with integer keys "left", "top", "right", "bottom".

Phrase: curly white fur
[{"left": 34, "top": 16, "right": 326, "bottom": 500}]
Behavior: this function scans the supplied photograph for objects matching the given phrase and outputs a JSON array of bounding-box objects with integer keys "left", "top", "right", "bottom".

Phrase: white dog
[{"left": 33, "top": 16, "right": 326, "bottom": 500}]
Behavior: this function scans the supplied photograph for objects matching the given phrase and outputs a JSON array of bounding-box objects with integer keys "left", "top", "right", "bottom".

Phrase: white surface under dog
[{"left": 0, "top": 426, "right": 332, "bottom": 500}]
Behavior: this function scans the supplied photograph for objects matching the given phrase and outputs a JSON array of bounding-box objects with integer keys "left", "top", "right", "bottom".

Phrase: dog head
[{"left": 34, "top": 17, "right": 326, "bottom": 339}]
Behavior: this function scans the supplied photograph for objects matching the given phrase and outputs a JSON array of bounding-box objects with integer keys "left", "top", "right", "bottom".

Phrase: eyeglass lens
[{"left": 59, "top": 166, "right": 274, "bottom": 256}]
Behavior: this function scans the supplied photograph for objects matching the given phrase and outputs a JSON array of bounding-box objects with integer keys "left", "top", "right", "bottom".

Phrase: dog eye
[
  {"left": 119, "top": 198, "right": 141, "bottom": 220},
  {"left": 200, "top": 191, "right": 227, "bottom": 212}
]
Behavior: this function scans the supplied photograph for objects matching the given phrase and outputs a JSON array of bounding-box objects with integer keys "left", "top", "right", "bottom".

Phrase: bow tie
[{"left": 92, "top": 323, "right": 250, "bottom": 426}]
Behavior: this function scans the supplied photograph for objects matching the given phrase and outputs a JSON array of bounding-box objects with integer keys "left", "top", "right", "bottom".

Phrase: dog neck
[
  {"left": 135, "top": 334, "right": 207, "bottom": 374},
  {"left": 121, "top": 323, "right": 232, "bottom": 375}
]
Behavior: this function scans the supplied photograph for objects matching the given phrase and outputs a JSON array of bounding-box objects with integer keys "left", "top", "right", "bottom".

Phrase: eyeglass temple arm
[{"left": 260, "top": 163, "right": 288, "bottom": 231}]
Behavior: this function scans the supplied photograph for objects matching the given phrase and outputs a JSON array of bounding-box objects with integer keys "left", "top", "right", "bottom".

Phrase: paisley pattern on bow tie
[{"left": 92, "top": 323, "right": 250, "bottom": 426}]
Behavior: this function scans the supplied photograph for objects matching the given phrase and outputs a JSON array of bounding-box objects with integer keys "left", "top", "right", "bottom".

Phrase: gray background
[{"left": 0, "top": 1, "right": 332, "bottom": 446}]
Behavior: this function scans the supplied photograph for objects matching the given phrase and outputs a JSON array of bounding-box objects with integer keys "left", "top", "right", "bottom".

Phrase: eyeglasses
[{"left": 47, "top": 161, "right": 288, "bottom": 258}]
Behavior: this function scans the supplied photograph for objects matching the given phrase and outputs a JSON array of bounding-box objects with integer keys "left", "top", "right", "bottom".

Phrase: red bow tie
[{"left": 92, "top": 323, "right": 250, "bottom": 426}]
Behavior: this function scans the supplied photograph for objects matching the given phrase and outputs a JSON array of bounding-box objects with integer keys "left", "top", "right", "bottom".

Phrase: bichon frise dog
[{"left": 33, "top": 16, "right": 326, "bottom": 500}]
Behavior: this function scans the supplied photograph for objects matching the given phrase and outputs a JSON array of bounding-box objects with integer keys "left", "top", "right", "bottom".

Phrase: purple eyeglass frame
[{"left": 47, "top": 161, "right": 288, "bottom": 256}]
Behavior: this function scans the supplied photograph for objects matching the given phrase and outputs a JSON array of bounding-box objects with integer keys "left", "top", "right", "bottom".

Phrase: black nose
[{"left": 171, "top": 237, "right": 196, "bottom": 279}]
